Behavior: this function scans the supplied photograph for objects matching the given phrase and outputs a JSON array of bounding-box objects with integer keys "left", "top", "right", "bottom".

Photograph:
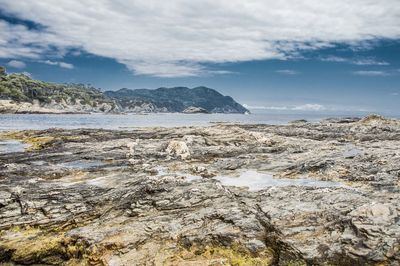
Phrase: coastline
[
  {"left": 0, "top": 115, "right": 399, "bottom": 264},
  {"left": 0, "top": 113, "right": 358, "bottom": 132}
]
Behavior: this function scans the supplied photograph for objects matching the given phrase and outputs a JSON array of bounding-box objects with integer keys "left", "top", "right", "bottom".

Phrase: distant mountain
[
  {"left": 0, "top": 67, "right": 248, "bottom": 114},
  {"left": 105, "top": 86, "right": 249, "bottom": 113}
]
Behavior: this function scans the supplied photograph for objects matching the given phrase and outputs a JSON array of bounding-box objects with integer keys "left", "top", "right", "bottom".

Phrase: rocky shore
[
  {"left": 0, "top": 100, "right": 97, "bottom": 114},
  {"left": 0, "top": 115, "right": 399, "bottom": 265}
]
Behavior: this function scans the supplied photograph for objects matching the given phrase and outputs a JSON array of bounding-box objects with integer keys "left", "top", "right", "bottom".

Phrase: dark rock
[{"left": 290, "top": 119, "right": 308, "bottom": 124}]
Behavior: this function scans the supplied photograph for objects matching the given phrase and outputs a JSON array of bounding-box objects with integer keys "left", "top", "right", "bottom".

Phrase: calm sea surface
[{"left": 0, "top": 112, "right": 398, "bottom": 131}]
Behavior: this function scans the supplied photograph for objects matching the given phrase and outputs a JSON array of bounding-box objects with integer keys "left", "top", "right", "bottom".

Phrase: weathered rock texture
[{"left": 0, "top": 115, "right": 399, "bottom": 265}]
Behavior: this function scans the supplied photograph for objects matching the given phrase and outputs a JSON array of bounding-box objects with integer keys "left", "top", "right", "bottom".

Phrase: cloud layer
[
  {"left": 41, "top": 60, "right": 74, "bottom": 69},
  {"left": 276, "top": 69, "right": 299, "bottom": 75},
  {"left": 0, "top": 0, "right": 399, "bottom": 77},
  {"left": 243, "top": 103, "right": 326, "bottom": 112},
  {"left": 353, "top": 70, "right": 391, "bottom": 76},
  {"left": 321, "top": 56, "right": 390, "bottom": 66},
  {"left": 7, "top": 60, "right": 26, "bottom": 69}
]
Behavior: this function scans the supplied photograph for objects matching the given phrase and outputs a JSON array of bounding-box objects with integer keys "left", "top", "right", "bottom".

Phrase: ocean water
[
  {"left": 0, "top": 111, "right": 397, "bottom": 131},
  {"left": 0, "top": 139, "right": 30, "bottom": 153}
]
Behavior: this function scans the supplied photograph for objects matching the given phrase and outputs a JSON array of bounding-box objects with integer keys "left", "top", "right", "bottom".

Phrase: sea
[{"left": 0, "top": 111, "right": 399, "bottom": 131}]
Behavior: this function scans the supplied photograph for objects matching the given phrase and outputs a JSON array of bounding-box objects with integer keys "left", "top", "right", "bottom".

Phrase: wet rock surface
[{"left": 0, "top": 115, "right": 399, "bottom": 265}]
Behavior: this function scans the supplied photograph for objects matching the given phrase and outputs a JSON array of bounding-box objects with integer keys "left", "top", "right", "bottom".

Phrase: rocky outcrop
[
  {"left": 0, "top": 99, "right": 117, "bottom": 114},
  {"left": 0, "top": 116, "right": 399, "bottom": 265},
  {"left": 182, "top": 106, "right": 209, "bottom": 114},
  {"left": 165, "top": 140, "right": 191, "bottom": 159}
]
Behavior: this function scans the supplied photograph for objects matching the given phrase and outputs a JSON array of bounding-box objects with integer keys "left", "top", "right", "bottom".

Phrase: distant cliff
[
  {"left": 105, "top": 87, "right": 249, "bottom": 114},
  {"left": 0, "top": 68, "right": 248, "bottom": 114},
  {"left": 0, "top": 71, "right": 117, "bottom": 114}
]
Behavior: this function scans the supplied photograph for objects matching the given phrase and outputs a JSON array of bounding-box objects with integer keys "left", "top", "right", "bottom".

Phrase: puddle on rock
[
  {"left": 0, "top": 140, "right": 30, "bottom": 154},
  {"left": 215, "top": 170, "right": 344, "bottom": 191},
  {"left": 31, "top": 160, "right": 48, "bottom": 166},
  {"left": 60, "top": 160, "right": 105, "bottom": 170}
]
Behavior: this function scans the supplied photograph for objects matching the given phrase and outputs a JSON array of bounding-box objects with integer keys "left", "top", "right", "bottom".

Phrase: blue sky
[{"left": 0, "top": 1, "right": 399, "bottom": 115}]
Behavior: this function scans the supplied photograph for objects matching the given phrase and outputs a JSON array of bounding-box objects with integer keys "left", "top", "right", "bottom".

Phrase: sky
[{"left": 0, "top": 0, "right": 399, "bottom": 115}]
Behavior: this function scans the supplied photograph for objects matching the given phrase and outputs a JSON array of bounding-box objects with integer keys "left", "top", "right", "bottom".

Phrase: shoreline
[
  {"left": 0, "top": 111, "right": 248, "bottom": 115},
  {"left": 0, "top": 115, "right": 399, "bottom": 264},
  {"left": 1, "top": 113, "right": 400, "bottom": 131}
]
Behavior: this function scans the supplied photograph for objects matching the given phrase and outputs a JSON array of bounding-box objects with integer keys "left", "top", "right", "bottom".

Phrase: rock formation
[
  {"left": 182, "top": 106, "right": 210, "bottom": 114},
  {"left": 0, "top": 115, "right": 399, "bottom": 265},
  {"left": 165, "top": 140, "right": 191, "bottom": 159}
]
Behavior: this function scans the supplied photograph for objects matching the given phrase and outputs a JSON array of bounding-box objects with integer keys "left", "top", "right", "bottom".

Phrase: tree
[{"left": 0, "top": 66, "right": 6, "bottom": 76}]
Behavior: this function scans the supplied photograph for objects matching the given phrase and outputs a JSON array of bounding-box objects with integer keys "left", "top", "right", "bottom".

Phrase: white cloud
[
  {"left": 42, "top": 60, "right": 74, "bottom": 69},
  {"left": 0, "top": 0, "right": 399, "bottom": 77},
  {"left": 244, "top": 103, "right": 372, "bottom": 113},
  {"left": 7, "top": 60, "right": 26, "bottom": 69},
  {"left": 292, "top": 103, "right": 326, "bottom": 111},
  {"left": 21, "top": 71, "right": 32, "bottom": 77},
  {"left": 276, "top": 69, "right": 299, "bottom": 75},
  {"left": 59, "top": 62, "right": 74, "bottom": 69},
  {"left": 321, "top": 56, "right": 389, "bottom": 66},
  {"left": 353, "top": 58, "right": 389, "bottom": 66},
  {"left": 353, "top": 70, "right": 390, "bottom": 76},
  {"left": 391, "top": 92, "right": 399, "bottom": 96},
  {"left": 243, "top": 104, "right": 288, "bottom": 110},
  {"left": 243, "top": 103, "right": 326, "bottom": 111},
  {"left": 320, "top": 56, "right": 348, "bottom": 63}
]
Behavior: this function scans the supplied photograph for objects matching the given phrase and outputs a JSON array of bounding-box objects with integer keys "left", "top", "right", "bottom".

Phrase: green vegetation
[
  {"left": 0, "top": 67, "right": 247, "bottom": 114},
  {"left": 0, "top": 71, "right": 113, "bottom": 107},
  {"left": 0, "top": 66, "right": 6, "bottom": 76}
]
